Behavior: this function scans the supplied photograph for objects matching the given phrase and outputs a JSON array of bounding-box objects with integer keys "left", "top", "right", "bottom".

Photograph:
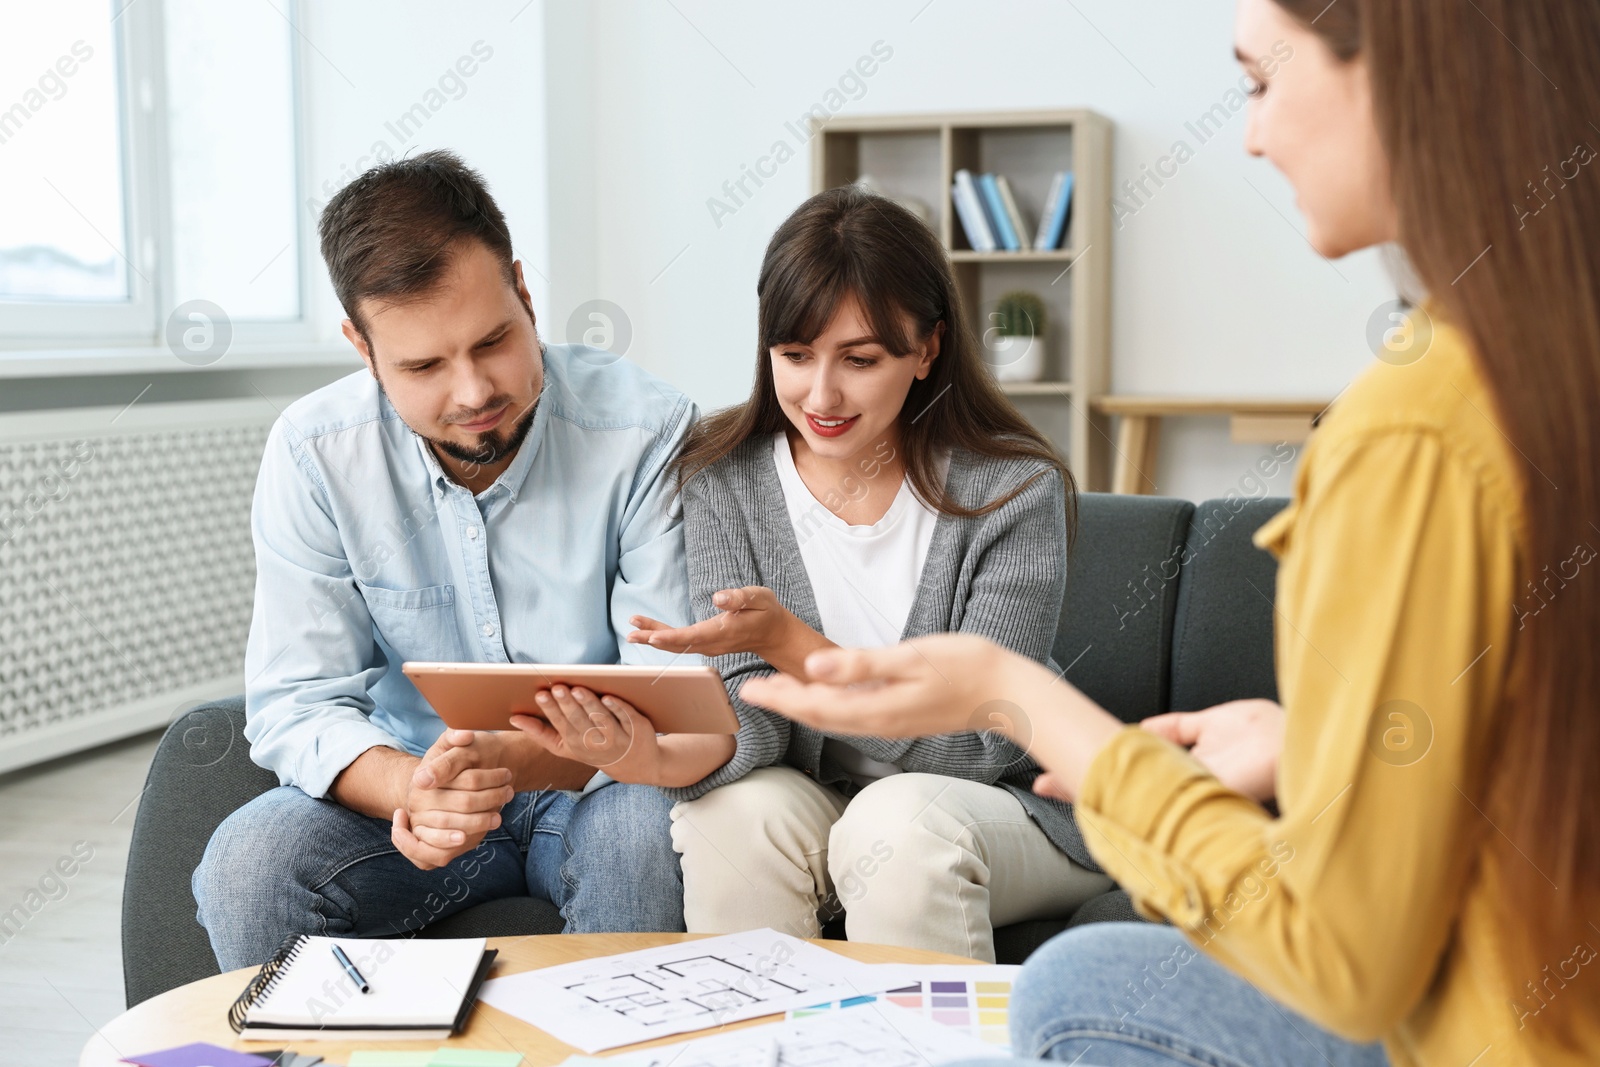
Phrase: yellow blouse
[{"left": 1075, "top": 312, "right": 1597, "bottom": 1065}]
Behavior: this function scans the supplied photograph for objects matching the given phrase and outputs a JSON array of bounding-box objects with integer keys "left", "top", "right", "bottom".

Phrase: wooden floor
[{"left": 0, "top": 731, "right": 163, "bottom": 1067}]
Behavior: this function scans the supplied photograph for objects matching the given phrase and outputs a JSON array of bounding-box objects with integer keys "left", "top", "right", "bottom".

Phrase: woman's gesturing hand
[
  {"left": 738, "top": 633, "right": 1006, "bottom": 737},
  {"left": 627, "top": 586, "right": 792, "bottom": 657},
  {"left": 743, "top": 632, "right": 1127, "bottom": 802},
  {"left": 627, "top": 586, "right": 835, "bottom": 677}
]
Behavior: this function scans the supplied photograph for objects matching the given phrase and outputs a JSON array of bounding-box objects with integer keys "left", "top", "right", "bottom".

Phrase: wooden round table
[{"left": 82, "top": 933, "right": 979, "bottom": 1066}]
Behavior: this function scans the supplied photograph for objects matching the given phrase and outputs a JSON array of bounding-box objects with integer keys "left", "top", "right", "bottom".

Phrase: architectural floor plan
[{"left": 479, "top": 929, "right": 884, "bottom": 1052}]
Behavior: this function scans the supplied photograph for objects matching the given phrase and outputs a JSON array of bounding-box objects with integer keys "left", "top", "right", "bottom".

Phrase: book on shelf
[
  {"left": 953, "top": 170, "right": 1070, "bottom": 254},
  {"left": 951, "top": 169, "right": 996, "bottom": 252},
  {"left": 1035, "top": 171, "right": 1075, "bottom": 251},
  {"left": 977, "top": 173, "right": 1021, "bottom": 251},
  {"left": 1033, "top": 172, "right": 1066, "bottom": 249},
  {"left": 995, "top": 176, "right": 1031, "bottom": 254}
]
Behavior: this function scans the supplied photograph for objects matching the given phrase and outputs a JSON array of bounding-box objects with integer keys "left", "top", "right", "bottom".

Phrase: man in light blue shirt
[{"left": 193, "top": 151, "right": 698, "bottom": 968}]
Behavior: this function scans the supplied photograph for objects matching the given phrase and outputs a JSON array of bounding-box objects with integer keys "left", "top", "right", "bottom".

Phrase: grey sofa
[{"left": 122, "top": 492, "right": 1285, "bottom": 1007}]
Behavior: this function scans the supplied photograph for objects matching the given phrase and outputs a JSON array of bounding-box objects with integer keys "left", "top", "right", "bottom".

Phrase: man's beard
[{"left": 428, "top": 397, "right": 539, "bottom": 467}]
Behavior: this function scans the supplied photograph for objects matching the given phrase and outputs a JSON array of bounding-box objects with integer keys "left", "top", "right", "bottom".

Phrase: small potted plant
[{"left": 986, "top": 290, "right": 1048, "bottom": 382}]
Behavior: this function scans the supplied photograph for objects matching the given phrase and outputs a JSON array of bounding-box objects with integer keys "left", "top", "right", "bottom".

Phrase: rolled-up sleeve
[
  {"left": 1073, "top": 428, "right": 1518, "bottom": 1041},
  {"left": 242, "top": 419, "right": 405, "bottom": 798}
]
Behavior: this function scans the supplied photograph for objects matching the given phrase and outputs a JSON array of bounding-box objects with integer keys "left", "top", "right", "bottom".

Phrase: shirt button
[
  {"left": 481, "top": 623, "right": 495, "bottom": 637},
  {"left": 467, "top": 526, "right": 480, "bottom": 540}
]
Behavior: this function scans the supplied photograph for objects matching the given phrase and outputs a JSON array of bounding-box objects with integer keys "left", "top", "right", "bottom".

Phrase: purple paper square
[{"left": 123, "top": 1043, "right": 276, "bottom": 1067}]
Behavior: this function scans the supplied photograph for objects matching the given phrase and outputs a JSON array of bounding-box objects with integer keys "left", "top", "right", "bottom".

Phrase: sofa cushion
[
  {"left": 419, "top": 894, "right": 562, "bottom": 940},
  {"left": 1053, "top": 494, "right": 1195, "bottom": 722},
  {"left": 1168, "top": 497, "right": 1288, "bottom": 711}
]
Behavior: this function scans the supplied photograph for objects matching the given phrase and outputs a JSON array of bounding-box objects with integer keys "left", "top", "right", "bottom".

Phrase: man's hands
[
  {"left": 333, "top": 721, "right": 603, "bottom": 873},
  {"left": 390, "top": 730, "right": 514, "bottom": 871},
  {"left": 627, "top": 586, "right": 835, "bottom": 678},
  {"left": 1141, "top": 699, "right": 1285, "bottom": 803},
  {"left": 511, "top": 685, "right": 662, "bottom": 785}
]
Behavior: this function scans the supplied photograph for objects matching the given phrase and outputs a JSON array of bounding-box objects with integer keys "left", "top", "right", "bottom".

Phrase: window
[
  {"left": 0, "top": 1, "right": 139, "bottom": 333},
  {"left": 164, "top": 0, "right": 300, "bottom": 321},
  {"left": 0, "top": 0, "right": 306, "bottom": 350}
]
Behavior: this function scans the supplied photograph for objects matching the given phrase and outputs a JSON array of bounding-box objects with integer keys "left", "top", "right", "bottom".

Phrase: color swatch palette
[{"left": 787, "top": 964, "right": 1021, "bottom": 1051}]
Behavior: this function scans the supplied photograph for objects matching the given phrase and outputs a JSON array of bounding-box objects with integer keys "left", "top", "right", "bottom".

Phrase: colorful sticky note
[{"left": 122, "top": 1045, "right": 276, "bottom": 1067}]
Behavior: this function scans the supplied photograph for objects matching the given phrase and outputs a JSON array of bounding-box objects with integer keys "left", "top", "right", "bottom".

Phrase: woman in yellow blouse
[{"left": 741, "top": 0, "right": 1600, "bottom": 1064}]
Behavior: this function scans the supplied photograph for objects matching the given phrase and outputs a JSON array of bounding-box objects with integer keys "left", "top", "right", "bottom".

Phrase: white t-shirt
[{"left": 771, "top": 431, "right": 946, "bottom": 788}]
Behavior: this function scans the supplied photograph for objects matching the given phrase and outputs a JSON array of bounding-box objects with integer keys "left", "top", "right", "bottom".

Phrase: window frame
[{"left": 0, "top": 0, "right": 325, "bottom": 362}]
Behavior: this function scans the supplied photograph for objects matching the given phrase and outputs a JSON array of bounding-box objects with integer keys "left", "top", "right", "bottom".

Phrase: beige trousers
[{"left": 669, "top": 766, "right": 1113, "bottom": 963}]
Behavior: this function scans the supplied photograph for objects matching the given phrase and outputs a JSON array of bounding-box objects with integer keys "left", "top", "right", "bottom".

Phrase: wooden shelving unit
[{"left": 811, "top": 108, "right": 1113, "bottom": 491}]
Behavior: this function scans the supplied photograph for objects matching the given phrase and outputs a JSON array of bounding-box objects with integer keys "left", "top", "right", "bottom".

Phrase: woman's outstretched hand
[
  {"left": 742, "top": 632, "right": 1126, "bottom": 802},
  {"left": 627, "top": 586, "right": 835, "bottom": 677},
  {"left": 738, "top": 633, "right": 1008, "bottom": 737},
  {"left": 627, "top": 586, "right": 791, "bottom": 657}
]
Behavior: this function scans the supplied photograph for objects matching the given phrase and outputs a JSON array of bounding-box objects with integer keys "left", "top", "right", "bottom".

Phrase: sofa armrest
[{"left": 121, "top": 696, "right": 278, "bottom": 1007}]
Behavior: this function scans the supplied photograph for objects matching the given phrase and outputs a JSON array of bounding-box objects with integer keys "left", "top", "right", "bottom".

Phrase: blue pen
[{"left": 331, "top": 943, "right": 371, "bottom": 993}]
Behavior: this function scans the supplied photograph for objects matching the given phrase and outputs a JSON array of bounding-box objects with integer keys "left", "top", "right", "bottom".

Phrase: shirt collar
[{"left": 493, "top": 388, "right": 547, "bottom": 503}]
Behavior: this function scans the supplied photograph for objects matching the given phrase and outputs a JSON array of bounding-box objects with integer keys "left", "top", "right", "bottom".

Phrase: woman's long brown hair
[
  {"left": 1278, "top": 0, "right": 1600, "bottom": 1048},
  {"left": 675, "top": 185, "right": 1076, "bottom": 532}
]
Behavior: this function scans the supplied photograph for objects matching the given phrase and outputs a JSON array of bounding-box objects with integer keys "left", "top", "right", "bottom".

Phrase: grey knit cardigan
[{"left": 659, "top": 435, "right": 1097, "bottom": 871}]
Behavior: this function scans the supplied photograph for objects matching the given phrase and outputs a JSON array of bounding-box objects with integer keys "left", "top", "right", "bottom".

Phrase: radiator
[{"left": 0, "top": 396, "right": 288, "bottom": 773}]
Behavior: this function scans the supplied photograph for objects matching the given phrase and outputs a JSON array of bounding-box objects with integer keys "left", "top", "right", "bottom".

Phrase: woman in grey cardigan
[{"left": 524, "top": 186, "right": 1111, "bottom": 961}]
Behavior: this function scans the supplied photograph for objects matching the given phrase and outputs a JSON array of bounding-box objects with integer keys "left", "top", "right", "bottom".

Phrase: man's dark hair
[{"left": 318, "top": 149, "right": 516, "bottom": 340}]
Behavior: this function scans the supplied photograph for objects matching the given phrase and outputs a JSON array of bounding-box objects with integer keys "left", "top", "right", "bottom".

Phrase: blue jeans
[
  {"left": 948, "top": 924, "right": 1388, "bottom": 1067},
  {"left": 192, "top": 781, "right": 683, "bottom": 969}
]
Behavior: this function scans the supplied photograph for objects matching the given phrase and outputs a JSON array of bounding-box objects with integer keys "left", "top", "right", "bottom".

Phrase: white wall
[
  {"left": 298, "top": 1, "right": 551, "bottom": 340},
  {"left": 291, "top": 1, "right": 1400, "bottom": 503},
  {"left": 547, "top": 0, "right": 1399, "bottom": 502}
]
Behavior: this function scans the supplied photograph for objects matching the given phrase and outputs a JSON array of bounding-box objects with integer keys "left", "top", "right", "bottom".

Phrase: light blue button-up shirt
[{"left": 243, "top": 343, "right": 700, "bottom": 797}]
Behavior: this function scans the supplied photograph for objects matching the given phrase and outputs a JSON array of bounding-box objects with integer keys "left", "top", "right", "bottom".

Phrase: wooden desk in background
[{"left": 1090, "top": 396, "right": 1332, "bottom": 495}]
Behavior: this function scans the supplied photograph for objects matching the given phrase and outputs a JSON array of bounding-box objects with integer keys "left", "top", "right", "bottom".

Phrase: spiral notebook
[{"left": 228, "top": 934, "right": 497, "bottom": 1041}]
